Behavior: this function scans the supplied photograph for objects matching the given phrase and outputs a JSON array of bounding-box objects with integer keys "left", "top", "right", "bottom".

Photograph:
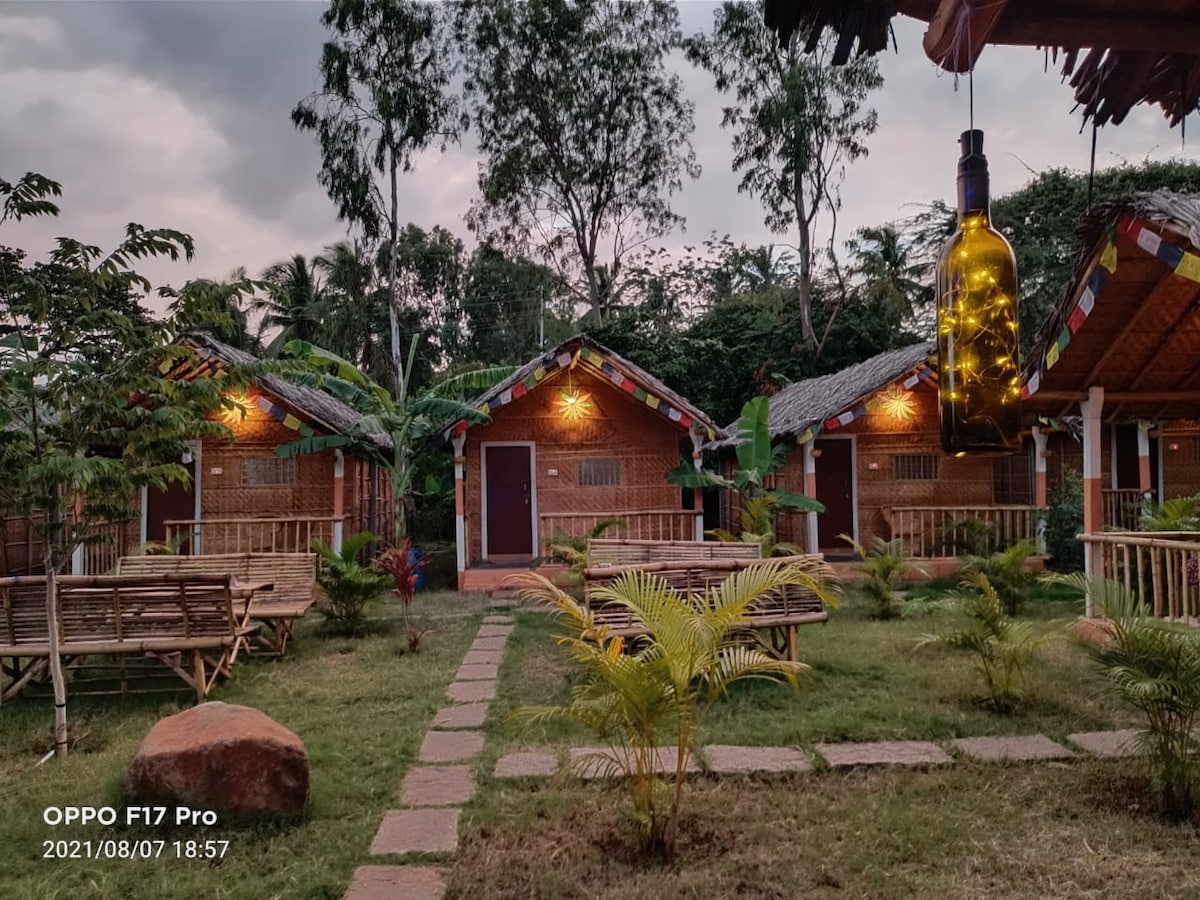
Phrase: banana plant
[{"left": 276, "top": 336, "right": 514, "bottom": 542}]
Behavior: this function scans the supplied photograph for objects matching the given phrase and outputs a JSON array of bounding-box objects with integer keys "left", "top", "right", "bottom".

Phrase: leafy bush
[
  {"left": 1140, "top": 495, "right": 1200, "bottom": 532},
  {"left": 545, "top": 518, "right": 627, "bottom": 585},
  {"left": 506, "top": 559, "right": 836, "bottom": 859},
  {"left": 943, "top": 516, "right": 998, "bottom": 556},
  {"left": 707, "top": 495, "right": 804, "bottom": 557},
  {"left": 1050, "top": 573, "right": 1200, "bottom": 818},
  {"left": 957, "top": 542, "right": 1038, "bottom": 616},
  {"left": 916, "top": 574, "right": 1055, "bottom": 712},
  {"left": 377, "top": 538, "right": 429, "bottom": 652},
  {"left": 1043, "top": 467, "right": 1084, "bottom": 571},
  {"left": 841, "top": 535, "right": 926, "bottom": 620},
  {"left": 312, "top": 532, "right": 392, "bottom": 634}
]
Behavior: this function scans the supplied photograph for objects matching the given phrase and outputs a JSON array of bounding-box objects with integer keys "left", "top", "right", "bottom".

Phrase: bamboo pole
[
  {"left": 1152, "top": 547, "right": 1163, "bottom": 617},
  {"left": 45, "top": 567, "right": 67, "bottom": 757}
]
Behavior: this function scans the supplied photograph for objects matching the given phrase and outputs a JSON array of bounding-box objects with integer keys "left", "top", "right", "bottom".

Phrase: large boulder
[{"left": 125, "top": 702, "right": 309, "bottom": 820}]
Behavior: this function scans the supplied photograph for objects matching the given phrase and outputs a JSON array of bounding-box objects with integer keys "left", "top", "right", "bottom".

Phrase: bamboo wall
[{"left": 464, "top": 367, "right": 688, "bottom": 563}]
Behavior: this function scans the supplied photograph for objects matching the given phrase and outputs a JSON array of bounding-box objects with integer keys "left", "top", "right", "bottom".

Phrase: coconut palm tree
[
  {"left": 256, "top": 254, "right": 328, "bottom": 355},
  {"left": 315, "top": 240, "right": 393, "bottom": 385},
  {"left": 846, "top": 224, "right": 932, "bottom": 321},
  {"left": 166, "top": 268, "right": 263, "bottom": 353}
]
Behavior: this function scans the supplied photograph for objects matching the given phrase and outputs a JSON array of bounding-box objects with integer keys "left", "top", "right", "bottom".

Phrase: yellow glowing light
[
  {"left": 877, "top": 384, "right": 916, "bottom": 421},
  {"left": 555, "top": 389, "right": 594, "bottom": 421},
  {"left": 220, "top": 391, "right": 252, "bottom": 424}
]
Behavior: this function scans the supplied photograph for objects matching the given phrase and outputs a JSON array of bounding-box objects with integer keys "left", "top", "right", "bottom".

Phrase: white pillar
[
  {"left": 332, "top": 450, "right": 345, "bottom": 554},
  {"left": 803, "top": 440, "right": 819, "bottom": 554},
  {"left": 1080, "top": 386, "right": 1105, "bottom": 615},
  {"left": 691, "top": 431, "right": 705, "bottom": 541},
  {"left": 1137, "top": 420, "right": 1153, "bottom": 495},
  {"left": 70, "top": 543, "right": 85, "bottom": 576},
  {"left": 452, "top": 432, "right": 467, "bottom": 587}
]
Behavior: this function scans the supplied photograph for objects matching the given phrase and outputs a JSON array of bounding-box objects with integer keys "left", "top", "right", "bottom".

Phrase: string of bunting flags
[
  {"left": 450, "top": 343, "right": 716, "bottom": 439},
  {"left": 794, "top": 365, "right": 936, "bottom": 444},
  {"left": 254, "top": 395, "right": 315, "bottom": 437},
  {"left": 1022, "top": 215, "right": 1200, "bottom": 401}
]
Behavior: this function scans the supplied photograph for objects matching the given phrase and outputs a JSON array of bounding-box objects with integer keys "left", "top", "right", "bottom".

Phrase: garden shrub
[{"left": 1044, "top": 467, "right": 1084, "bottom": 572}]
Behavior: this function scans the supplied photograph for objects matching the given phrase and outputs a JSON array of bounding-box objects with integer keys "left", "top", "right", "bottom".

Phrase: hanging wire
[{"left": 969, "top": 66, "right": 974, "bottom": 132}]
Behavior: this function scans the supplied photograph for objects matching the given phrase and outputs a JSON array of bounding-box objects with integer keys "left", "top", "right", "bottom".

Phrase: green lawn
[
  {"left": 0, "top": 590, "right": 490, "bottom": 900},
  {"left": 489, "top": 597, "right": 1141, "bottom": 755}
]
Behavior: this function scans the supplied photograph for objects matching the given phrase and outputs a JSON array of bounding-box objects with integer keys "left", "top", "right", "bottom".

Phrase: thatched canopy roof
[
  {"left": 1022, "top": 191, "right": 1200, "bottom": 421},
  {"left": 175, "top": 334, "right": 392, "bottom": 451},
  {"left": 711, "top": 340, "right": 937, "bottom": 447},
  {"left": 443, "top": 335, "right": 724, "bottom": 443},
  {"left": 764, "top": 0, "right": 1200, "bottom": 126}
]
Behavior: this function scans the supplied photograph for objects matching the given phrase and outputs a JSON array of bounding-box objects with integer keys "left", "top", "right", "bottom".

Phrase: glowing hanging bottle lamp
[{"left": 936, "top": 129, "right": 1021, "bottom": 455}]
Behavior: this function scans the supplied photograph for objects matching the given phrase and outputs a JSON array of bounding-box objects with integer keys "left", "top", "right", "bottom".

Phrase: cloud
[{"left": 0, "top": 0, "right": 1193, "bottom": 311}]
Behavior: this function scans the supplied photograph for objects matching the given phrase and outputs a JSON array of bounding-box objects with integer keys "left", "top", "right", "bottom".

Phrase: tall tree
[
  {"left": 166, "top": 268, "right": 263, "bottom": 353},
  {"left": 293, "top": 0, "right": 462, "bottom": 404},
  {"left": 458, "top": 0, "right": 700, "bottom": 324},
  {"left": 685, "top": 1, "right": 882, "bottom": 349},
  {"left": 846, "top": 224, "right": 932, "bottom": 327},
  {"left": 315, "top": 239, "right": 391, "bottom": 385}
]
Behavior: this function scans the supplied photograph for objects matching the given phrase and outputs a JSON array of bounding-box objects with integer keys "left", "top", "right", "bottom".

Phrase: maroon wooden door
[
  {"left": 485, "top": 445, "right": 533, "bottom": 557},
  {"left": 145, "top": 458, "right": 197, "bottom": 554},
  {"left": 814, "top": 438, "right": 855, "bottom": 551}
]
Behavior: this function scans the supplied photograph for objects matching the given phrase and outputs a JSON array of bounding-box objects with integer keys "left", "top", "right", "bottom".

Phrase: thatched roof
[
  {"left": 177, "top": 334, "right": 392, "bottom": 451},
  {"left": 711, "top": 340, "right": 937, "bottom": 447},
  {"left": 1022, "top": 190, "right": 1200, "bottom": 420},
  {"left": 442, "top": 335, "right": 724, "bottom": 442},
  {"left": 764, "top": 0, "right": 1200, "bottom": 127}
]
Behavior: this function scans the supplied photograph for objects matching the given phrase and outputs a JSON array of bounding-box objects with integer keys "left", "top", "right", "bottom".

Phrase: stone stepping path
[
  {"left": 351, "top": 614, "right": 516, "bottom": 899},
  {"left": 344, "top": 865, "right": 446, "bottom": 900},
  {"left": 1068, "top": 729, "right": 1140, "bottom": 758},
  {"left": 951, "top": 735, "right": 1074, "bottom": 762},
  {"left": 494, "top": 730, "right": 1141, "bottom": 781}
]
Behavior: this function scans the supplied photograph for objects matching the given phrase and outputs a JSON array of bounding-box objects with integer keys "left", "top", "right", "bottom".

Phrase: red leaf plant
[{"left": 377, "top": 539, "right": 429, "bottom": 652}]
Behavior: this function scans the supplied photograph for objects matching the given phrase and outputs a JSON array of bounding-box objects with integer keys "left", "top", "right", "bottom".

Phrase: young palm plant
[
  {"left": 916, "top": 573, "right": 1054, "bottom": 712},
  {"left": 841, "top": 534, "right": 926, "bottom": 619},
  {"left": 312, "top": 532, "right": 392, "bottom": 634},
  {"left": 707, "top": 495, "right": 803, "bottom": 557},
  {"left": 546, "top": 517, "right": 627, "bottom": 585},
  {"left": 957, "top": 541, "right": 1038, "bottom": 616},
  {"left": 1049, "top": 573, "right": 1200, "bottom": 818},
  {"left": 507, "top": 559, "right": 834, "bottom": 859}
]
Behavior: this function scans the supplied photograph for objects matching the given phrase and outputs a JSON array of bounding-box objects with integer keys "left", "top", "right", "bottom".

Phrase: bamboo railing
[
  {"left": 888, "top": 505, "right": 1044, "bottom": 557},
  {"left": 164, "top": 516, "right": 344, "bottom": 556},
  {"left": 1080, "top": 532, "right": 1200, "bottom": 621},
  {"left": 539, "top": 509, "right": 699, "bottom": 550},
  {"left": 1103, "top": 489, "right": 1144, "bottom": 531}
]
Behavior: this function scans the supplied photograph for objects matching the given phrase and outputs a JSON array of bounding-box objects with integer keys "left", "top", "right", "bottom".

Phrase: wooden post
[
  {"left": 691, "top": 430, "right": 705, "bottom": 542},
  {"left": 1081, "top": 386, "right": 1105, "bottom": 615},
  {"left": 45, "top": 567, "right": 68, "bottom": 756},
  {"left": 452, "top": 432, "right": 467, "bottom": 591},
  {"left": 1137, "top": 420, "right": 1153, "bottom": 496},
  {"left": 332, "top": 450, "right": 345, "bottom": 554},
  {"left": 802, "top": 440, "right": 818, "bottom": 554}
]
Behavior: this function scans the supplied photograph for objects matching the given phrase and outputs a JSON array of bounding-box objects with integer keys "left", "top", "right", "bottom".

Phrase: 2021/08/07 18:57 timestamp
[{"left": 43, "top": 839, "right": 231, "bottom": 860}]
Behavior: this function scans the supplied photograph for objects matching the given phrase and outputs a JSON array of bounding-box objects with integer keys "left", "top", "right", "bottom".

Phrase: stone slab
[
  {"left": 1067, "top": 729, "right": 1141, "bottom": 758},
  {"left": 344, "top": 865, "right": 446, "bottom": 900},
  {"left": 401, "top": 765, "right": 476, "bottom": 807},
  {"left": 370, "top": 809, "right": 460, "bottom": 855},
  {"left": 447, "top": 680, "right": 497, "bottom": 704},
  {"left": 702, "top": 744, "right": 812, "bottom": 774},
  {"left": 419, "top": 730, "right": 484, "bottom": 763},
  {"left": 470, "top": 637, "right": 508, "bottom": 653},
  {"left": 952, "top": 734, "right": 1074, "bottom": 762},
  {"left": 477, "top": 624, "right": 514, "bottom": 638},
  {"left": 483, "top": 615, "right": 514, "bottom": 624},
  {"left": 816, "top": 740, "right": 953, "bottom": 769},
  {"left": 569, "top": 745, "right": 698, "bottom": 779},
  {"left": 455, "top": 662, "right": 500, "bottom": 681},
  {"left": 461, "top": 651, "right": 504, "bottom": 666},
  {"left": 432, "top": 703, "right": 489, "bottom": 730},
  {"left": 495, "top": 750, "right": 560, "bottom": 778}
]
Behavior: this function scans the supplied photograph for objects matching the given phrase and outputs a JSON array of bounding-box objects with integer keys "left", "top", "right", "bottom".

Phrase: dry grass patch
[{"left": 453, "top": 762, "right": 1200, "bottom": 900}]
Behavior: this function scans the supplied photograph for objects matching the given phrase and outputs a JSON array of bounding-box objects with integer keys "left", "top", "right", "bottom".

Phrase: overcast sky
[{"left": 1, "top": 1, "right": 1195, "bottom": 311}]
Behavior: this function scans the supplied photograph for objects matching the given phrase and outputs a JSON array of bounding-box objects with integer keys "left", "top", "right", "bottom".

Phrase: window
[
  {"left": 578, "top": 458, "right": 621, "bottom": 487},
  {"left": 993, "top": 447, "right": 1033, "bottom": 504},
  {"left": 894, "top": 454, "right": 939, "bottom": 481},
  {"left": 242, "top": 457, "right": 296, "bottom": 487}
]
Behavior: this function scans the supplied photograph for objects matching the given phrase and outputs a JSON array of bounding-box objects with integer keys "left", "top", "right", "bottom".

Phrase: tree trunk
[
  {"left": 387, "top": 145, "right": 405, "bottom": 404},
  {"left": 794, "top": 173, "right": 816, "bottom": 345},
  {"left": 45, "top": 561, "right": 68, "bottom": 757},
  {"left": 586, "top": 264, "right": 603, "bottom": 326}
]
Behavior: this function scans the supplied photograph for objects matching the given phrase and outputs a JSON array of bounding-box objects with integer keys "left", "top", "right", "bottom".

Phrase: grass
[
  {"left": 0, "top": 590, "right": 490, "bottom": 900},
  {"left": 489, "top": 597, "right": 1141, "bottom": 754},
  {"left": 452, "top": 763, "right": 1200, "bottom": 899}
]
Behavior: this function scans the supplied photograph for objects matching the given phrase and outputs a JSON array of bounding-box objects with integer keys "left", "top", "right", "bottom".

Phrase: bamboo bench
[
  {"left": 116, "top": 553, "right": 319, "bottom": 655},
  {"left": 582, "top": 540, "right": 834, "bottom": 661},
  {"left": 0, "top": 574, "right": 251, "bottom": 703}
]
